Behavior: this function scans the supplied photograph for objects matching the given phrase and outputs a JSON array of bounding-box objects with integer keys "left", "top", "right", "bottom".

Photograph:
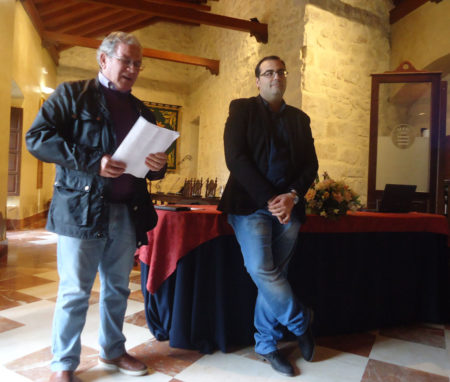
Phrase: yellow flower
[
  {"left": 305, "top": 172, "right": 362, "bottom": 219},
  {"left": 305, "top": 188, "right": 316, "bottom": 202}
]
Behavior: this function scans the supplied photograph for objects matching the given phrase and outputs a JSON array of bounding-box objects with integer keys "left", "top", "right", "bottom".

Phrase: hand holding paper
[
  {"left": 112, "top": 116, "right": 180, "bottom": 178},
  {"left": 145, "top": 152, "right": 168, "bottom": 172}
]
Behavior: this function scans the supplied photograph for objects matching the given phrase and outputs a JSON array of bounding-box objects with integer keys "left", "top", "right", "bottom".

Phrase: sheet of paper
[{"left": 112, "top": 116, "right": 180, "bottom": 178}]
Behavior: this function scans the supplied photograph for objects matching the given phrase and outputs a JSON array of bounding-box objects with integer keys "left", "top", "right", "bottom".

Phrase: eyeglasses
[
  {"left": 109, "top": 55, "right": 144, "bottom": 71},
  {"left": 260, "top": 69, "right": 288, "bottom": 78}
]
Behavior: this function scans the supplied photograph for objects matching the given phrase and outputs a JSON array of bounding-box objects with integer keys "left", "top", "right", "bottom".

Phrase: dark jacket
[
  {"left": 218, "top": 96, "right": 318, "bottom": 223},
  {"left": 26, "top": 78, "right": 165, "bottom": 246}
]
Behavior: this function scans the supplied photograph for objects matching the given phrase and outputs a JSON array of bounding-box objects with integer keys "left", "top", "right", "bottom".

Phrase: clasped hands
[
  {"left": 268, "top": 193, "right": 296, "bottom": 224},
  {"left": 99, "top": 152, "right": 168, "bottom": 178}
]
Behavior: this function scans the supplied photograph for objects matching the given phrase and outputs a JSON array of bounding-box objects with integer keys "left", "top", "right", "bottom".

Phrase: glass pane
[{"left": 376, "top": 82, "right": 431, "bottom": 192}]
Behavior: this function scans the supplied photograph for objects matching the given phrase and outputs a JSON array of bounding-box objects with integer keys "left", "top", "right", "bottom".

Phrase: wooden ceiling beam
[
  {"left": 143, "top": 0, "right": 211, "bottom": 12},
  {"left": 62, "top": 10, "right": 133, "bottom": 36},
  {"left": 41, "top": 4, "right": 86, "bottom": 22},
  {"left": 20, "top": 0, "right": 45, "bottom": 35},
  {"left": 390, "top": 0, "right": 429, "bottom": 23},
  {"left": 44, "top": 5, "right": 104, "bottom": 29},
  {"left": 42, "top": 31, "right": 220, "bottom": 74},
  {"left": 78, "top": 0, "right": 268, "bottom": 43},
  {"left": 58, "top": 9, "right": 123, "bottom": 34},
  {"left": 38, "top": 1, "right": 79, "bottom": 18},
  {"left": 84, "top": 14, "right": 152, "bottom": 38}
]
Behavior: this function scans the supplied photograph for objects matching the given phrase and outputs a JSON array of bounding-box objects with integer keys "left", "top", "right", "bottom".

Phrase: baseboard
[{"left": 6, "top": 210, "right": 48, "bottom": 231}]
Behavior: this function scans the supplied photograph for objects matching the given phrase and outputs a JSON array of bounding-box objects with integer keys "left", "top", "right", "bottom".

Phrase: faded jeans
[
  {"left": 228, "top": 209, "right": 309, "bottom": 355},
  {"left": 51, "top": 204, "right": 135, "bottom": 371}
]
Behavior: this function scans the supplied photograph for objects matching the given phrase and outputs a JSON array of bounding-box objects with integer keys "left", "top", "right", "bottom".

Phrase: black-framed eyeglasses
[
  {"left": 109, "top": 55, "right": 144, "bottom": 71},
  {"left": 260, "top": 69, "right": 288, "bottom": 78}
]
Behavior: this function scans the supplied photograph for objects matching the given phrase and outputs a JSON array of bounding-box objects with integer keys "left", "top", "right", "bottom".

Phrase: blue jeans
[
  {"left": 228, "top": 209, "right": 309, "bottom": 355},
  {"left": 51, "top": 204, "right": 136, "bottom": 371}
]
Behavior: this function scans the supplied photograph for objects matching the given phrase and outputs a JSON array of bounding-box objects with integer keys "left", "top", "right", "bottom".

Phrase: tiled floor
[{"left": 1, "top": 229, "right": 449, "bottom": 382}]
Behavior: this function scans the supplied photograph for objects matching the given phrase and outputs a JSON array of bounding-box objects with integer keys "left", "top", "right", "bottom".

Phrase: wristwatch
[{"left": 290, "top": 189, "right": 299, "bottom": 205}]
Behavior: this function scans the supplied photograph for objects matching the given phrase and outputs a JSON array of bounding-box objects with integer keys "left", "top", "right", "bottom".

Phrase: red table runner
[{"left": 138, "top": 206, "right": 448, "bottom": 294}]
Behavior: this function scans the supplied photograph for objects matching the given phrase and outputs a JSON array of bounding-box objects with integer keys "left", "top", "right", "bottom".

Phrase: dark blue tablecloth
[{"left": 141, "top": 231, "right": 449, "bottom": 354}]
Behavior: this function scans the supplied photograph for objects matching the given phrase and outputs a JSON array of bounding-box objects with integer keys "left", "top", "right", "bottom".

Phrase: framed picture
[{"left": 142, "top": 101, "right": 181, "bottom": 170}]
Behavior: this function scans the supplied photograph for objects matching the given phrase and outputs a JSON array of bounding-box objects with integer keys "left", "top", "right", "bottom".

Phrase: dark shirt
[
  {"left": 101, "top": 84, "right": 139, "bottom": 202},
  {"left": 263, "top": 100, "right": 291, "bottom": 191}
]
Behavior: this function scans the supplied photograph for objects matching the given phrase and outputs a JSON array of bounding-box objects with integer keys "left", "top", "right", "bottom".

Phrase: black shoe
[
  {"left": 257, "top": 350, "right": 295, "bottom": 377},
  {"left": 298, "top": 308, "right": 315, "bottom": 361}
]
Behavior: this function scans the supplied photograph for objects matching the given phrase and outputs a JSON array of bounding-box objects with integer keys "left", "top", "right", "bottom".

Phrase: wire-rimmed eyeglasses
[
  {"left": 109, "top": 55, "right": 144, "bottom": 71},
  {"left": 260, "top": 69, "right": 288, "bottom": 78}
]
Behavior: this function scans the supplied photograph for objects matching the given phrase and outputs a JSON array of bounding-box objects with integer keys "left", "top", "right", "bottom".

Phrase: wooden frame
[
  {"left": 142, "top": 101, "right": 180, "bottom": 170},
  {"left": 367, "top": 62, "right": 443, "bottom": 213}
]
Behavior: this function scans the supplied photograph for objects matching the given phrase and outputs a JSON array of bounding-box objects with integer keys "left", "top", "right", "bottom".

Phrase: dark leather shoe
[
  {"left": 49, "top": 371, "right": 81, "bottom": 382},
  {"left": 298, "top": 308, "right": 315, "bottom": 361},
  {"left": 257, "top": 350, "right": 295, "bottom": 377},
  {"left": 99, "top": 352, "right": 147, "bottom": 376}
]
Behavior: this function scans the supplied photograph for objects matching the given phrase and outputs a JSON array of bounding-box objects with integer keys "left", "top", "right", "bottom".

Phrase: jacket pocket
[
  {"left": 70, "top": 110, "right": 103, "bottom": 148},
  {"left": 51, "top": 177, "right": 92, "bottom": 226}
]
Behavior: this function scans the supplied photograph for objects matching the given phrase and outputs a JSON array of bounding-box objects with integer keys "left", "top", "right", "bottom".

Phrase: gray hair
[{"left": 96, "top": 31, "right": 142, "bottom": 66}]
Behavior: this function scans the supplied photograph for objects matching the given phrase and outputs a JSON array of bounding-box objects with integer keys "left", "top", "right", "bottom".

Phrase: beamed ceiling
[
  {"left": 20, "top": 0, "right": 269, "bottom": 75},
  {"left": 20, "top": 0, "right": 443, "bottom": 75}
]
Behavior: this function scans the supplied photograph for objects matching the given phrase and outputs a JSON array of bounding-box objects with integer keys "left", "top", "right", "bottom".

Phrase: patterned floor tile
[
  {"left": 130, "top": 340, "right": 204, "bottom": 376},
  {"left": 0, "top": 315, "right": 24, "bottom": 333},
  {"left": 4, "top": 345, "right": 99, "bottom": 382},
  {"left": 370, "top": 335, "right": 449, "bottom": 377},
  {"left": 317, "top": 331, "right": 377, "bottom": 357},
  {"left": 361, "top": 359, "right": 449, "bottom": 382},
  {"left": 1, "top": 229, "right": 449, "bottom": 382},
  {"left": 18, "top": 281, "right": 59, "bottom": 300},
  {"left": 129, "top": 289, "right": 145, "bottom": 303},
  {"left": 380, "top": 324, "right": 446, "bottom": 349},
  {"left": 125, "top": 310, "right": 148, "bottom": 327},
  {"left": 0, "top": 275, "right": 55, "bottom": 291},
  {"left": 129, "top": 273, "right": 142, "bottom": 284},
  {"left": 0, "top": 290, "right": 41, "bottom": 310}
]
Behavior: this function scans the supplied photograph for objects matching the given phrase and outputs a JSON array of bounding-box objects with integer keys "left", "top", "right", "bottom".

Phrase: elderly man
[
  {"left": 26, "top": 32, "right": 167, "bottom": 382},
  {"left": 219, "top": 56, "right": 318, "bottom": 377}
]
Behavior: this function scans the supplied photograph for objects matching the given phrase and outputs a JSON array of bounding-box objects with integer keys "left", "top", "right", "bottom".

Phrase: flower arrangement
[{"left": 305, "top": 172, "right": 361, "bottom": 219}]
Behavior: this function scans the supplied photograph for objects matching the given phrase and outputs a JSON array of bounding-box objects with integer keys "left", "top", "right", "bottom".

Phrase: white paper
[{"left": 112, "top": 116, "right": 180, "bottom": 178}]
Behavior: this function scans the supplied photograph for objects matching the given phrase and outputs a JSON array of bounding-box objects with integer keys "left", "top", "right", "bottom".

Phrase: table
[
  {"left": 138, "top": 207, "right": 449, "bottom": 354},
  {"left": 151, "top": 193, "right": 220, "bottom": 205}
]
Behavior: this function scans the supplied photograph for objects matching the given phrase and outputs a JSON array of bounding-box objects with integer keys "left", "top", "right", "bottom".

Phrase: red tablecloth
[{"left": 138, "top": 206, "right": 448, "bottom": 294}]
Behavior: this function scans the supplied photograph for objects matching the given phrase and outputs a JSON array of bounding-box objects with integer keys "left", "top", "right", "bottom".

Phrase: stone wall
[
  {"left": 301, "top": 1, "right": 391, "bottom": 202},
  {"left": 177, "top": 0, "right": 308, "bottom": 195}
]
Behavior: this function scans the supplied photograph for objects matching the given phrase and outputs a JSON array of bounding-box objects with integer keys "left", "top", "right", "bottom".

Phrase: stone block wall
[{"left": 301, "top": 1, "right": 390, "bottom": 202}]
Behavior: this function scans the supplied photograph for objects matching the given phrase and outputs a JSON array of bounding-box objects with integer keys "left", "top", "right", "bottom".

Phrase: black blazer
[{"left": 218, "top": 96, "right": 318, "bottom": 222}]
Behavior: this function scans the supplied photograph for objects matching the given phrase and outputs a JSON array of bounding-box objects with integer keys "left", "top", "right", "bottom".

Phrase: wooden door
[{"left": 8, "top": 107, "right": 23, "bottom": 196}]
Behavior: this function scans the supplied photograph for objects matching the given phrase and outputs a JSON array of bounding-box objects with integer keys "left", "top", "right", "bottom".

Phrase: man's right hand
[{"left": 99, "top": 154, "right": 126, "bottom": 178}]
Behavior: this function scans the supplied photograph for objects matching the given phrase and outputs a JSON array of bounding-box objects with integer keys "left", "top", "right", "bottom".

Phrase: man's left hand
[
  {"left": 268, "top": 193, "right": 296, "bottom": 224},
  {"left": 145, "top": 152, "right": 168, "bottom": 171}
]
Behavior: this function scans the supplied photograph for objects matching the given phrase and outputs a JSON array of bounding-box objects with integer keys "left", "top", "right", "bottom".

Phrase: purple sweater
[{"left": 101, "top": 85, "right": 139, "bottom": 202}]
